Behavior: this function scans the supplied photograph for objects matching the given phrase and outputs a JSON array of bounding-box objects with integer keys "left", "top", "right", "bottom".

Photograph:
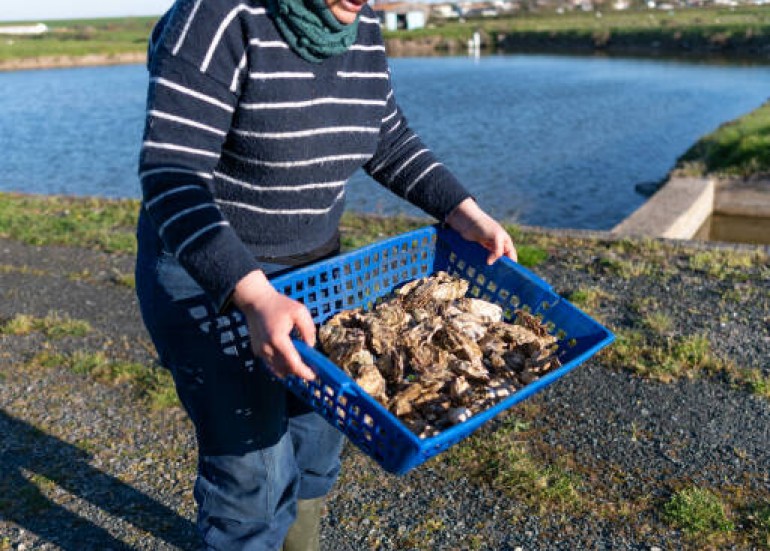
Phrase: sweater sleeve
[
  {"left": 138, "top": 0, "right": 260, "bottom": 311},
  {"left": 363, "top": 75, "right": 472, "bottom": 222}
]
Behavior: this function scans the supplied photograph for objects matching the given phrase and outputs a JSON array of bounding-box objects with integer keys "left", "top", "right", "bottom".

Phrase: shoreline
[{"left": 0, "top": 51, "right": 146, "bottom": 72}]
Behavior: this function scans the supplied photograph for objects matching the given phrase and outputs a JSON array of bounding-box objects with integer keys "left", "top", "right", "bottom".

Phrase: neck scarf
[{"left": 266, "top": 0, "right": 360, "bottom": 63}]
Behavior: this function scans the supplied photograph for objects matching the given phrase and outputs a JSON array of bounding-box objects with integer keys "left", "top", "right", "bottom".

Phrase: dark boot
[{"left": 282, "top": 497, "right": 323, "bottom": 551}]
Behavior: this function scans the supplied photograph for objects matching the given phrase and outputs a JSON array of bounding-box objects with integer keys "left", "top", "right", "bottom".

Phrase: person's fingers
[
  {"left": 272, "top": 333, "right": 316, "bottom": 381},
  {"left": 486, "top": 233, "right": 505, "bottom": 265},
  {"left": 294, "top": 304, "right": 317, "bottom": 348},
  {"left": 507, "top": 242, "right": 518, "bottom": 262}
]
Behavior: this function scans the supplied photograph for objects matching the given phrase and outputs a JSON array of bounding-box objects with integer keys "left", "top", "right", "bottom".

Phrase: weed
[
  {"left": 0, "top": 312, "right": 91, "bottom": 339},
  {"left": 599, "top": 254, "right": 656, "bottom": 279},
  {"left": 726, "top": 367, "right": 770, "bottom": 399},
  {"left": 517, "top": 244, "right": 548, "bottom": 268},
  {"left": 688, "top": 249, "right": 758, "bottom": 280},
  {"left": 663, "top": 487, "right": 734, "bottom": 535},
  {"left": 28, "top": 350, "right": 178, "bottom": 408},
  {"left": 566, "top": 286, "right": 614, "bottom": 315},
  {"left": 111, "top": 271, "right": 136, "bottom": 289},
  {"left": 744, "top": 503, "right": 770, "bottom": 547},
  {"left": 602, "top": 331, "right": 723, "bottom": 383},
  {"left": 443, "top": 413, "right": 581, "bottom": 514},
  {"left": 642, "top": 311, "right": 673, "bottom": 335},
  {"left": 0, "top": 264, "right": 47, "bottom": 276}
]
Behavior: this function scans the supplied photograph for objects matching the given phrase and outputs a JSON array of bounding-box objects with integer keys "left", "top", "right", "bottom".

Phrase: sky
[{"left": 0, "top": 0, "right": 175, "bottom": 22}]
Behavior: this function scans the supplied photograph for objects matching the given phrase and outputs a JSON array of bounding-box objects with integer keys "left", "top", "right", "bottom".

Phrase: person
[{"left": 135, "top": 0, "right": 517, "bottom": 549}]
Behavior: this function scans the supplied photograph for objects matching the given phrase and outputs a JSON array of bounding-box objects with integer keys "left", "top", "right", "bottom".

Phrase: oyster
[{"left": 319, "top": 271, "right": 560, "bottom": 438}]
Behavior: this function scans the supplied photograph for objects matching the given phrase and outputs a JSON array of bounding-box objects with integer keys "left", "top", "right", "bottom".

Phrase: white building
[
  {"left": 0, "top": 23, "right": 49, "bottom": 36},
  {"left": 373, "top": 3, "right": 429, "bottom": 31}
]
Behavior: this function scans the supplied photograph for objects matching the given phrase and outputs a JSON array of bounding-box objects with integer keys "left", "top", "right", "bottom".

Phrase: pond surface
[{"left": 1, "top": 54, "right": 769, "bottom": 229}]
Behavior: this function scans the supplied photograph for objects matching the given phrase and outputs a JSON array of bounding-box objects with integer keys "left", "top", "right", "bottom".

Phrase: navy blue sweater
[{"left": 139, "top": 0, "right": 471, "bottom": 310}]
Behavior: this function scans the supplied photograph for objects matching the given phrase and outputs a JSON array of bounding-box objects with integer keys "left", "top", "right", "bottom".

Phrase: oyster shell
[{"left": 319, "top": 271, "right": 560, "bottom": 439}]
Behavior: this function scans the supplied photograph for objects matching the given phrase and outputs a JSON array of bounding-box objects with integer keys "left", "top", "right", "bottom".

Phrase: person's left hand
[{"left": 445, "top": 198, "right": 517, "bottom": 265}]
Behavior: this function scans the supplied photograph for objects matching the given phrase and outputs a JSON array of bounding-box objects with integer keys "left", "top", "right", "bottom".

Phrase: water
[{"left": 1, "top": 55, "right": 769, "bottom": 230}]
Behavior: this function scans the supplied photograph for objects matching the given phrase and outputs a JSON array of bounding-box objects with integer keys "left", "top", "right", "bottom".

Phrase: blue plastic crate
[{"left": 270, "top": 225, "right": 614, "bottom": 475}]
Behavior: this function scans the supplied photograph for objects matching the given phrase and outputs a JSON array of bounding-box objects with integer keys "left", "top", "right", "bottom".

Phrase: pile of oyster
[{"left": 318, "top": 271, "right": 561, "bottom": 438}]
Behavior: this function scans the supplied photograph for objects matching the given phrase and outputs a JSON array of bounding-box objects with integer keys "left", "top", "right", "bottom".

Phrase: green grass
[
  {"left": 443, "top": 414, "right": 582, "bottom": 513},
  {"left": 0, "top": 193, "right": 139, "bottom": 253},
  {"left": 663, "top": 487, "right": 734, "bottom": 536},
  {"left": 0, "top": 17, "right": 156, "bottom": 62},
  {"left": 516, "top": 244, "right": 548, "bottom": 268},
  {"left": 0, "top": 312, "right": 91, "bottom": 339},
  {"left": 386, "top": 6, "right": 770, "bottom": 45},
  {"left": 688, "top": 248, "right": 762, "bottom": 279},
  {"left": 603, "top": 330, "right": 724, "bottom": 383},
  {"left": 565, "top": 286, "right": 614, "bottom": 316},
  {"left": 32, "top": 350, "right": 178, "bottom": 409},
  {"left": 677, "top": 100, "right": 770, "bottom": 178},
  {"left": 641, "top": 311, "right": 673, "bottom": 334}
]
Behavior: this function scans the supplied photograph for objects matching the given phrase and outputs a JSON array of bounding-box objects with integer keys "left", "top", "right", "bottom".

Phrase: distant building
[
  {"left": 460, "top": 2, "right": 501, "bottom": 17},
  {"left": 430, "top": 2, "right": 463, "bottom": 19},
  {"left": 372, "top": 2, "right": 429, "bottom": 31},
  {"left": 0, "top": 23, "right": 49, "bottom": 36}
]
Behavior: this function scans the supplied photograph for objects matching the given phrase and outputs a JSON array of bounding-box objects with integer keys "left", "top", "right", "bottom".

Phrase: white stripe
[
  {"left": 231, "top": 38, "right": 287, "bottom": 91},
  {"left": 386, "top": 119, "right": 402, "bottom": 135},
  {"left": 337, "top": 71, "right": 389, "bottom": 79},
  {"left": 139, "top": 168, "right": 214, "bottom": 181},
  {"left": 176, "top": 221, "right": 229, "bottom": 257},
  {"left": 217, "top": 189, "right": 344, "bottom": 215},
  {"left": 386, "top": 90, "right": 394, "bottom": 101},
  {"left": 201, "top": 5, "right": 267, "bottom": 72},
  {"left": 159, "top": 204, "right": 217, "bottom": 235},
  {"left": 143, "top": 141, "right": 220, "bottom": 159},
  {"left": 249, "top": 38, "right": 289, "bottom": 48},
  {"left": 370, "top": 134, "right": 419, "bottom": 175},
  {"left": 215, "top": 171, "right": 345, "bottom": 192},
  {"left": 149, "top": 110, "right": 227, "bottom": 137},
  {"left": 241, "top": 97, "right": 386, "bottom": 110},
  {"left": 173, "top": 0, "right": 203, "bottom": 55},
  {"left": 382, "top": 109, "right": 398, "bottom": 124},
  {"left": 152, "top": 77, "right": 234, "bottom": 113},
  {"left": 349, "top": 44, "right": 386, "bottom": 52},
  {"left": 359, "top": 16, "right": 380, "bottom": 24},
  {"left": 250, "top": 71, "right": 315, "bottom": 80},
  {"left": 404, "top": 163, "right": 441, "bottom": 199},
  {"left": 391, "top": 149, "right": 428, "bottom": 180},
  {"left": 231, "top": 51, "right": 248, "bottom": 92},
  {"left": 232, "top": 126, "right": 378, "bottom": 139},
  {"left": 145, "top": 185, "right": 206, "bottom": 209},
  {"left": 223, "top": 149, "right": 370, "bottom": 168}
]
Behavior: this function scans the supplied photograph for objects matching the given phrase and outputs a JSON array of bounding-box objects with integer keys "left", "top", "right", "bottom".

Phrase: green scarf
[{"left": 266, "top": 0, "right": 360, "bottom": 63}]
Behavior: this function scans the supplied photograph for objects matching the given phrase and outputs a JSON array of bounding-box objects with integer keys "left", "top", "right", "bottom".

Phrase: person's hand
[
  {"left": 232, "top": 270, "right": 316, "bottom": 381},
  {"left": 445, "top": 198, "right": 517, "bottom": 265}
]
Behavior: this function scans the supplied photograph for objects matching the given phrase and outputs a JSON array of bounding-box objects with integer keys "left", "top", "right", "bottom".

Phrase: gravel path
[{"left": 0, "top": 234, "right": 768, "bottom": 550}]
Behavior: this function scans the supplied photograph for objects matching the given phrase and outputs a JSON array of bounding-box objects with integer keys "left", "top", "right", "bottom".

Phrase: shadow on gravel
[{"left": 0, "top": 409, "right": 198, "bottom": 550}]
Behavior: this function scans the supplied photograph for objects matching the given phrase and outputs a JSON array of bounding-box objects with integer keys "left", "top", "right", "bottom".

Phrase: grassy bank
[
  {"left": 2, "top": 7, "right": 769, "bottom": 65},
  {"left": 386, "top": 6, "right": 770, "bottom": 54},
  {"left": 675, "top": 99, "right": 770, "bottom": 179},
  {"left": 0, "top": 17, "right": 155, "bottom": 63}
]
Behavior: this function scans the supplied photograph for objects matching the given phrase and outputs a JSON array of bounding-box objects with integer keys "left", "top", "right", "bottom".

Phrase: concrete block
[{"left": 611, "top": 177, "right": 715, "bottom": 239}]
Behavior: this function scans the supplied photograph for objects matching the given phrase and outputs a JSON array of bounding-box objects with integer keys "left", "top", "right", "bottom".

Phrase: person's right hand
[{"left": 232, "top": 270, "right": 317, "bottom": 381}]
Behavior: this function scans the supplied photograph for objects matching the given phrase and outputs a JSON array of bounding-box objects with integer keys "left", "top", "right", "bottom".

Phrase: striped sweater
[{"left": 138, "top": 0, "right": 471, "bottom": 310}]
